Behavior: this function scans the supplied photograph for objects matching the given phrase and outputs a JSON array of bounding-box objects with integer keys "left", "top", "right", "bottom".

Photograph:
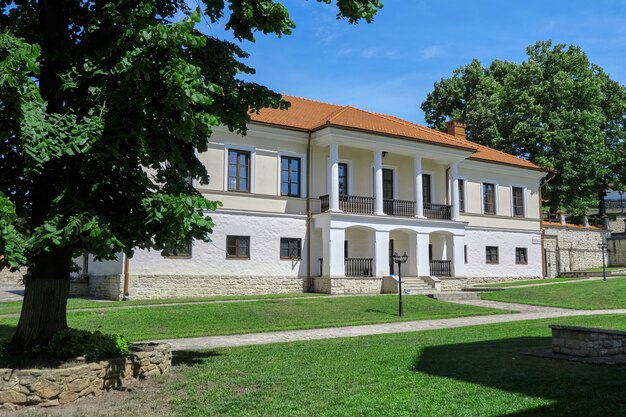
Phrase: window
[
  {"left": 338, "top": 163, "right": 349, "bottom": 195},
  {"left": 228, "top": 149, "right": 250, "bottom": 192},
  {"left": 423, "top": 174, "right": 432, "bottom": 204},
  {"left": 226, "top": 235, "right": 250, "bottom": 259},
  {"left": 486, "top": 246, "right": 499, "bottom": 264},
  {"left": 280, "top": 238, "right": 302, "bottom": 259},
  {"left": 281, "top": 156, "right": 301, "bottom": 197},
  {"left": 512, "top": 187, "right": 525, "bottom": 217},
  {"left": 163, "top": 240, "right": 192, "bottom": 258},
  {"left": 464, "top": 245, "right": 468, "bottom": 264},
  {"left": 516, "top": 247, "right": 528, "bottom": 265},
  {"left": 483, "top": 183, "right": 496, "bottom": 214},
  {"left": 459, "top": 179, "right": 465, "bottom": 212}
]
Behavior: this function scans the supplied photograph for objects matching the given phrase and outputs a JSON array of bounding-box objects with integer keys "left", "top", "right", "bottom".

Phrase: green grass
[
  {"left": 0, "top": 295, "right": 506, "bottom": 343},
  {"left": 159, "top": 314, "right": 626, "bottom": 417},
  {"left": 477, "top": 277, "right": 587, "bottom": 288},
  {"left": 0, "top": 292, "right": 327, "bottom": 316},
  {"left": 482, "top": 276, "right": 626, "bottom": 309}
]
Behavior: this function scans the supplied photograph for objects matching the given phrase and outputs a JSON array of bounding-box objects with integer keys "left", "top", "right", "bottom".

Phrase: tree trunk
[{"left": 5, "top": 248, "right": 72, "bottom": 353}]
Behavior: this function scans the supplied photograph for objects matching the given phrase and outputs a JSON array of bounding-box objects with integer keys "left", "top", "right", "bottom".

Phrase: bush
[{"left": 47, "top": 328, "right": 130, "bottom": 360}]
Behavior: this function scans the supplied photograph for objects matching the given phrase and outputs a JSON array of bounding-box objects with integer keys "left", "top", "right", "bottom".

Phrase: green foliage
[
  {"left": 421, "top": 41, "right": 626, "bottom": 213},
  {"left": 0, "top": 0, "right": 382, "bottom": 273},
  {"left": 46, "top": 328, "right": 130, "bottom": 360}
]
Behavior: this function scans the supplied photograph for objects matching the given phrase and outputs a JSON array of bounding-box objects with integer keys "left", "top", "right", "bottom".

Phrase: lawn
[
  {"left": 477, "top": 277, "right": 587, "bottom": 288},
  {"left": 29, "top": 314, "right": 625, "bottom": 417},
  {"left": 0, "top": 295, "right": 507, "bottom": 343},
  {"left": 481, "top": 276, "right": 626, "bottom": 309},
  {"left": 0, "top": 292, "right": 327, "bottom": 316}
]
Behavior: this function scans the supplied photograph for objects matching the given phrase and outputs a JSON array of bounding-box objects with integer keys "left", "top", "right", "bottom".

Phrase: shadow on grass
[
  {"left": 172, "top": 350, "right": 222, "bottom": 367},
  {"left": 414, "top": 336, "right": 626, "bottom": 417},
  {"left": 364, "top": 308, "right": 397, "bottom": 316}
]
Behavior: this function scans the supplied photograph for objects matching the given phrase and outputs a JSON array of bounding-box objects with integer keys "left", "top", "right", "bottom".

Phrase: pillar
[
  {"left": 414, "top": 156, "right": 425, "bottom": 218},
  {"left": 322, "top": 226, "right": 345, "bottom": 277},
  {"left": 329, "top": 143, "right": 340, "bottom": 212},
  {"left": 374, "top": 149, "right": 384, "bottom": 215},
  {"left": 451, "top": 234, "right": 466, "bottom": 277},
  {"left": 374, "top": 230, "right": 390, "bottom": 276},
  {"left": 451, "top": 161, "right": 460, "bottom": 221},
  {"left": 416, "top": 233, "right": 430, "bottom": 276}
]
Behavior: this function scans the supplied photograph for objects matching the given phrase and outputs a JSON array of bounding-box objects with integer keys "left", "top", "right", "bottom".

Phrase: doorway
[{"left": 389, "top": 239, "right": 395, "bottom": 275}]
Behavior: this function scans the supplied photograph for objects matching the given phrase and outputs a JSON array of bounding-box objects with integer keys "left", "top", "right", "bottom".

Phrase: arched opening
[
  {"left": 344, "top": 225, "right": 376, "bottom": 277},
  {"left": 429, "top": 231, "right": 454, "bottom": 277}
]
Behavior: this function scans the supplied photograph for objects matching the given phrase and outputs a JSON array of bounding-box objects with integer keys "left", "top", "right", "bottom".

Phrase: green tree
[
  {"left": 0, "top": 0, "right": 382, "bottom": 353},
  {"left": 421, "top": 41, "right": 626, "bottom": 214}
]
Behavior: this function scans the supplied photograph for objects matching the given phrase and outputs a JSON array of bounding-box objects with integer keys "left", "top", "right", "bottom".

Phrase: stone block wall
[
  {"left": 551, "top": 325, "right": 626, "bottom": 357},
  {"left": 87, "top": 274, "right": 124, "bottom": 300},
  {"left": 439, "top": 276, "right": 541, "bottom": 291},
  {"left": 0, "top": 269, "right": 23, "bottom": 286},
  {"left": 608, "top": 218, "right": 626, "bottom": 234},
  {"left": 608, "top": 233, "right": 626, "bottom": 267},
  {"left": 312, "top": 277, "right": 383, "bottom": 295},
  {"left": 0, "top": 343, "right": 171, "bottom": 410},
  {"left": 126, "top": 274, "right": 305, "bottom": 300},
  {"left": 542, "top": 225, "right": 610, "bottom": 276}
]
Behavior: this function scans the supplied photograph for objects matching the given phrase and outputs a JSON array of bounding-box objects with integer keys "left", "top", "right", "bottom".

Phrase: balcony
[
  {"left": 320, "top": 195, "right": 452, "bottom": 220},
  {"left": 430, "top": 260, "right": 452, "bottom": 277}
]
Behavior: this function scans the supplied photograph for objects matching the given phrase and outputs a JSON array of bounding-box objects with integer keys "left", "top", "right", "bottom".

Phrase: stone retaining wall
[
  {"left": 550, "top": 325, "right": 626, "bottom": 357},
  {"left": 440, "top": 276, "right": 541, "bottom": 291},
  {"left": 542, "top": 225, "right": 610, "bottom": 277},
  {"left": 0, "top": 269, "right": 23, "bottom": 286},
  {"left": 0, "top": 342, "right": 171, "bottom": 410}
]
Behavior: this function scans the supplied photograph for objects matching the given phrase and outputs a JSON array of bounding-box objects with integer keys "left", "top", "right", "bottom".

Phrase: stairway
[{"left": 400, "top": 277, "right": 436, "bottom": 294}]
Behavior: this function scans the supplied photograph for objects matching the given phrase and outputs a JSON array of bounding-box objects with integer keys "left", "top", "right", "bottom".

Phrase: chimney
[{"left": 446, "top": 120, "right": 467, "bottom": 140}]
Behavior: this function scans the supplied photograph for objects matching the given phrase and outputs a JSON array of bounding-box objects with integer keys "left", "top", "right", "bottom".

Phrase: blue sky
[{"left": 199, "top": 0, "right": 626, "bottom": 125}]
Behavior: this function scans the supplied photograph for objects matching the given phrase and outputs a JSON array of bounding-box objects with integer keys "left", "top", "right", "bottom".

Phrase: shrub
[{"left": 47, "top": 328, "right": 130, "bottom": 360}]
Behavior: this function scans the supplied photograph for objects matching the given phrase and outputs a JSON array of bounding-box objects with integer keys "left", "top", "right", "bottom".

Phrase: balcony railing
[
  {"left": 383, "top": 199, "right": 415, "bottom": 217},
  {"left": 345, "top": 258, "right": 373, "bottom": 277},
  {"left": 430, "top": 260, "right": 452, "bottom": 277},
  {"left": 320, "top": 195, "right": 453, "bottom": 220},
  {"left": 424, "top": 203, "right": 452, "bottom": 220}
]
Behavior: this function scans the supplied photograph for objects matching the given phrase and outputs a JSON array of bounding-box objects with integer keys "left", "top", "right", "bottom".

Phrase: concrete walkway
[{"left": 144, "top": 300, "right": 626, "bottom": 351}]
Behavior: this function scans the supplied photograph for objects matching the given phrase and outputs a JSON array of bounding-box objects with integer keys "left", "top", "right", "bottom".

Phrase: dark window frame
[
  {"left": 459, "top": 179, "right": 465, "bottom": 213},
  {"left": 280, "top": 238, "right": 302, "bottom": 260},
  {"left": 512, "top": 186, "right": 525, "bottom": 217},
  {"left": 338, "top": 163, "right": 349, "bottom": 196},
  {"left": 464, "top": 245, "right": 468, "bottom": 264},
  {"left": 485, "top": 246, "right": 499, "bottom": 264},
  {"left": 423, "top": 173, "right": 432, "bottom": 204},
  {"left": 228, "top": 149, "right": 251, "bottom": 192},
  {"left": 483, "top": 183, "right": 496, "bottom": 215},
  {"left": 515, "top": 247, "right": 528, "bottom": 265},
  {"left": 226, "top": 235, "right": 250, "bottom": 259},
  {"left": 281, "top": 156, "right": 301, "bottom": 197}
]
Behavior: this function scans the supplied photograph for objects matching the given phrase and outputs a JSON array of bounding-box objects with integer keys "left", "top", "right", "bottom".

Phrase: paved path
[
  {"left": 0, "top": 286, "right": 24, "bottom": 303},
  {"left": 144, "top": 300, "right": 626, "bottom": 351}
]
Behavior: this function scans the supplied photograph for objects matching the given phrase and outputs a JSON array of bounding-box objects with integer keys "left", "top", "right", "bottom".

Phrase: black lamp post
[
  {"left": 393, "top": 251, "right": 409, "bottom": 317},
  {"left": 598, "top": 241, "right": 608, "bottom": 282}
]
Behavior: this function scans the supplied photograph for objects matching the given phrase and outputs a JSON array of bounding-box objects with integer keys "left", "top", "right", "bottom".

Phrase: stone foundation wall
[
  {"left": 551, "top": 325, "right": 626, "bottom": 357},
  {"left": 312, "top": 277, "right": 383, "bottom": 295},
  {"left": 608, "top": 234, "right": 626, "bottom": 267},
  {"left": 0, "top": 343, "right": 171, "bottom": 410},
  {"left": 69, "top": 280, "right": 89, "bottom": 296},
  {"left": 126, "top": 274, "right": 305, "bottom": 300},
  {"left": 88, "top": 274, "right": 124, "bottom": 300}
]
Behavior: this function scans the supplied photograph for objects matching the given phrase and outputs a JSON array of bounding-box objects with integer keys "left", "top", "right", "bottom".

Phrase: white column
[
  {"left": 416, "top": 233, "right": 430, "bottom": 276},
  {"left": 374, "top": 230, "right": 390, "bottom": 276},
  {"left": 451, "top": 161, "right": 460, "bottom": 221},
  {"left": 414, "top": 156, "right": 425, "bottom": 218},
  {"left": 329, "top": 143, "right": 340, "bottom": 212},
  {"left": 322, "top": 226, "right": 345, "bottom": 277},
  {"left": 374, "top": 149, "right": 384, "bottom": 215},
  {"left": 452, "top": 234, "right": 466, "bottom": 277}
]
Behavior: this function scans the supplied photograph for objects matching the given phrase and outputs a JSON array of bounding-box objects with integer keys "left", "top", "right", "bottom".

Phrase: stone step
[{"left": 428, "top": 292, "right": 481, "bottom": 301}]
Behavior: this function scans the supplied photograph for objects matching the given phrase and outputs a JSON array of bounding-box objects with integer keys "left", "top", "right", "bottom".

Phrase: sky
[{"left": 198, "top": 0, "right": 626, "bottom": 125}]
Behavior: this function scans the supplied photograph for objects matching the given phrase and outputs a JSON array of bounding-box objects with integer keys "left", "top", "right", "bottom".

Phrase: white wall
[
  {"left": 129, "top": 211, "right": 308, "bottom": 277},
  {"left": 464, "top": 228, "right": 542, "bottom": 278}
]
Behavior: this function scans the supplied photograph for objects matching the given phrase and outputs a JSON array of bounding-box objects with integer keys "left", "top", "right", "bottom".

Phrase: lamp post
[
  {"left": 393, "top": 251, "right": 409, "bottom": 317},
  {"left": 598, "top": 241, "right": 608, "bottom": 282}
]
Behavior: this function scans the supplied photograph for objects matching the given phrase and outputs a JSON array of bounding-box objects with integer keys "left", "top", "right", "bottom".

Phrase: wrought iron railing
[
  {"left": 429, "top": 260, "right": 452, "bottom": 277},
  {"left": 424, "top": 203, "right": 452, "bottom": 220},
  {"left": 345, "top": 258, "right": 373, "bottom": 277},
  {"left": 383, "top": 199, "right": 415, "bottom": 217}
]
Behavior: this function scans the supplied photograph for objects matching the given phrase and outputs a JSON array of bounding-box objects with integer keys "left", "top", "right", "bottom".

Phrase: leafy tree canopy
[
  {"left": 421, "top": 41, "right": 626, "bottom": 214},
  {"left": 0, "top": 0, "right": 382, "bottom": 351}
]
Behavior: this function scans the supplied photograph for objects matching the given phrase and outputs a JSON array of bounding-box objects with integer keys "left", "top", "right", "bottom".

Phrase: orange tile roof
[
  {"left": 542, "top": 221, "right": 605, "bottom": 230},
  {"left": 249, "top": 95, "right": 542, "bottom": 171}
]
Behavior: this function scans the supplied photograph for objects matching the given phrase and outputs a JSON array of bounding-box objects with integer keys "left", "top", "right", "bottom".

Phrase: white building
[{"left": 80, "top": 95, "right": 545, "bottom": 299}]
